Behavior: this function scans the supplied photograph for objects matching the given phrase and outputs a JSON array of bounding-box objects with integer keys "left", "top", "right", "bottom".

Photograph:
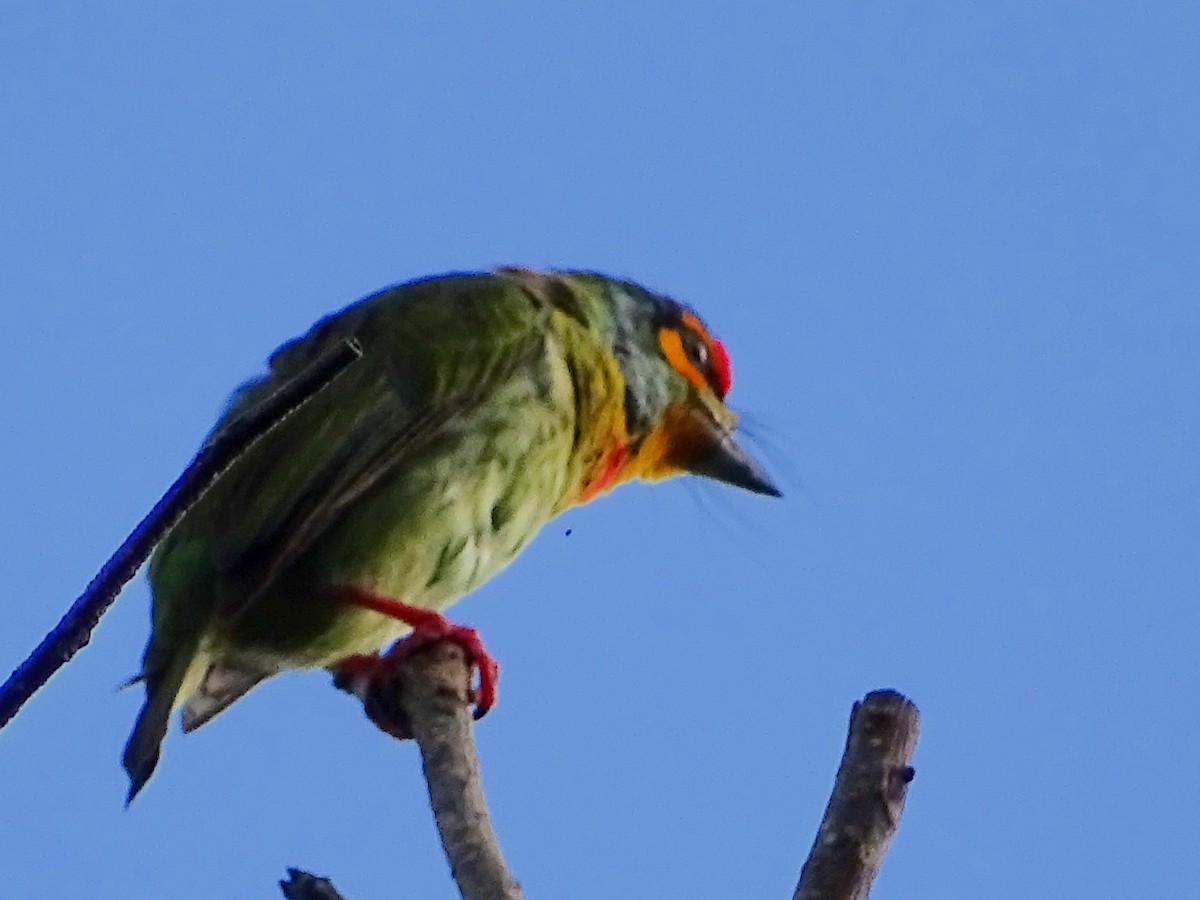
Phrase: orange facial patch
[
  {"left": 658, "top": 326, "right": 709, "bottom": 394},
  {"left": 620, "top": 403, "right": 713, "bottom": 484},
  {"left": 658, "top": 311, "right": 733, "bottom": 398}
]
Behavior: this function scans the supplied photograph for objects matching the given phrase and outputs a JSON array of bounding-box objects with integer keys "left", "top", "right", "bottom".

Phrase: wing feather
[{"left": 182, "top": 273, "right": 555, "bottom": 618}]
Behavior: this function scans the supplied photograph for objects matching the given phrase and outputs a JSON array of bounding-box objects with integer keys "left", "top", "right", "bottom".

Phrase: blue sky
[{"left": 2, "top": 4, "right": 1197, "bottom": 898}]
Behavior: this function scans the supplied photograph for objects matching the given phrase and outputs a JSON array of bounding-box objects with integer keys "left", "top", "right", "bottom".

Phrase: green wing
[{"left": 170, "top": 271, "right": 557, "bottom": 618}]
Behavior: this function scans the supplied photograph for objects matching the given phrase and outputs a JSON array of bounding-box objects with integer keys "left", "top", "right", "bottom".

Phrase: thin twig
[
  {"left": 0, "top": 338, "right": 362, "bottom": 730},
  {"left": 280, "top": 868, "right": 347, "bottom": 900},
  {"left": 793, "top": 689, "right": 920, "bottom": 900}
]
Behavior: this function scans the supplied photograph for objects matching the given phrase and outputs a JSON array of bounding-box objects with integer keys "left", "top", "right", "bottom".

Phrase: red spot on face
[
  {"left": 710, "top": 337, "right": 732, "bottom": 397},
  {"left": 677, "top": 310, "right": 733, "bottom": 399}
]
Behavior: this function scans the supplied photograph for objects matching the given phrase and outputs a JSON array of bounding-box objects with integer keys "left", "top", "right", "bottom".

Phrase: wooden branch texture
[
  {"left": 373, "top": 641, "right": 524, "bottom": 900},
  {"left": 793, "top": 690, "right": 920, "bottom": 900},
  {"left": 297, "top": 642, "right": 524, "bottom": 900}
]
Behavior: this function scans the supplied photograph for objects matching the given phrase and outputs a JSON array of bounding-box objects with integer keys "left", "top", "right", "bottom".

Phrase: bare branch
[
  {"left": 296, "top": 675, "right": 917, "bottom": 899},
  {"left": 373, "top": 641, "right": 524, "bottom": 900},
  {"left": 280, "top": 868, "right": 347, "bottom": 900},
  {"left": 306, "top": 641, "right": 522, "bottom": 899},
  {"left": 0, "top": 338, "right": 362, "bottom": 731},
  {"left": 793, "top": 689, "right": 920, "bottom": 900}
]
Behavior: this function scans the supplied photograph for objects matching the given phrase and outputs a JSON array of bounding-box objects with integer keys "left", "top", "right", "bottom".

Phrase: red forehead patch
[
  {"left": 678, "top": 310, "right": 734, "bottom": 399},
  {"left": 710, "top": 336, "right": 732, "bottom": 397}
]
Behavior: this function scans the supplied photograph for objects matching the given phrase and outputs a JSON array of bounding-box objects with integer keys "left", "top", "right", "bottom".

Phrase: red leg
[{"left": 329, "top": 586, "right": 499, "bottom": 737}]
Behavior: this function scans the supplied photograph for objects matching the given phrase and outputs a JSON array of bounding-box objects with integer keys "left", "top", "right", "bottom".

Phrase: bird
[{"left": 122, "top": 267, "right": 780, "bottom": 801}]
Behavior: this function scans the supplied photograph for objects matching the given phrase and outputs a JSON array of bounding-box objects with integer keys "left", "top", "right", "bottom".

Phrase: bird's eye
[
  {"left": 682, "top": 331, "right": 710, "bottom": 371},
  {"left": 657, "top": 312, "right": 733, "bottom": 399}
]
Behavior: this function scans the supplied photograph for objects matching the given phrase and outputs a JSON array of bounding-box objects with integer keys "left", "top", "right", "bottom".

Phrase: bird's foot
[{"left": 329, "top": 587, "right": 499, "bottom": 738}]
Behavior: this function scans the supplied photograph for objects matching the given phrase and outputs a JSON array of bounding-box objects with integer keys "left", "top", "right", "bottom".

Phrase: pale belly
[{"left": 213, "top": 407, "right": 574, "bottom": 670}]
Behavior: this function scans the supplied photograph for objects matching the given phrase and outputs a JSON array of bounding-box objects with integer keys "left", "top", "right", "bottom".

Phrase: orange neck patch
[{"left": 577, "top": 441, "right": 629, "bottom": 504}]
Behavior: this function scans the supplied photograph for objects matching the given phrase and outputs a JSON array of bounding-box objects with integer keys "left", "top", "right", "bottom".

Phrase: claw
[
  {"left": 330, "top": 653, "right": 383, "bottom": 702},
  {"left": 329, "top": 586, "right": 499, "bottom": 735}
]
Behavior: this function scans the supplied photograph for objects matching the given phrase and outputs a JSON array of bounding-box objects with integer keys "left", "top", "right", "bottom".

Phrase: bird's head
[
  {"left": 530, "top": 270, "right": 781, "bottom": 500},
  {"left": 601, "top": 277, "right": 780, "bottom": 498}
]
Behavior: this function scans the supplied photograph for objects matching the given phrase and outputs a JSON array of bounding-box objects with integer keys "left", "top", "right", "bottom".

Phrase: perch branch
[
  {"left": 375, "top": 641, "right": 523, "bottom": 900},
  {"left": 792, "top": 689, "right": 920, "bottom": 900},
  {"left": 0, "top": 338, "right": 362, "bottom": 730},
  {"left": 303, "top": 641, "right": 523, "bottom": 900}
]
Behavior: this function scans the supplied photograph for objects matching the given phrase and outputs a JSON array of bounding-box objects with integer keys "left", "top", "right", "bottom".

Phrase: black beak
[{"left": 687, "top": 419, "right": 782, "bottom": 498}]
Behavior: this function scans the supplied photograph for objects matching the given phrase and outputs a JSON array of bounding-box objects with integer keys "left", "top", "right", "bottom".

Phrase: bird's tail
[{"left": 121, "top": 652, "right": 202, "bottom": 805}]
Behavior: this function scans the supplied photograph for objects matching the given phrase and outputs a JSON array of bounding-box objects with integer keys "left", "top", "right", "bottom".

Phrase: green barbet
[{"left": 123, "top": 267, "right": 779, "bottom": 800}]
